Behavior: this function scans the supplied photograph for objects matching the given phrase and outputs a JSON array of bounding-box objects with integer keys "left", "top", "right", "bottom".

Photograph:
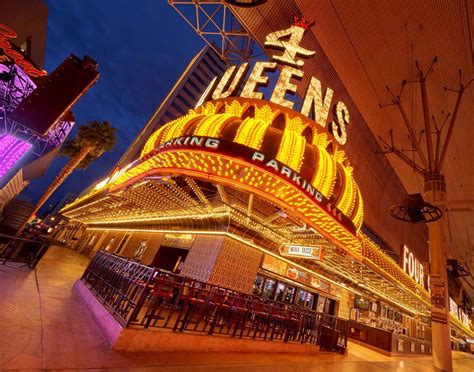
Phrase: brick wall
[
  {"left": 181, "top": 235, "right": 224, "bottom": 282},
  {"left": 209, "top": 237, "right": 263, "bottom": 293}
]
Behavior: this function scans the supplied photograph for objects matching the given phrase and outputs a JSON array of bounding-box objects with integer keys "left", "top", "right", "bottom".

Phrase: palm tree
[{"left": 19, "top": 120, "right": 116, "bottom": 234}]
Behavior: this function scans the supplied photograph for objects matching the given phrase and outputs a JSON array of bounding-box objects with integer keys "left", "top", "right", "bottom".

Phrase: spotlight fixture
[{"left": 389, "top": 193, "right": 442, "bottom": 223}]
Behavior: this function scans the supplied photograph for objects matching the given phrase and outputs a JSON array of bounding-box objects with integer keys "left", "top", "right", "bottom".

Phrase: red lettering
[
  {"left": 0, "top": 23, "right": 46, "bottom": 77},
  {"left": 4, "top": 48, "right": 23, "bottom": 59},
  {"left": 0, "top": 24, "right": 17, "bottom": 38}
]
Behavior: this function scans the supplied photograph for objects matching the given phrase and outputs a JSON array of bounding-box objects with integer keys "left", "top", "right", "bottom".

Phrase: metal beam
[{"left": 168, "top": 0, "right": 260, "bottom": 63}]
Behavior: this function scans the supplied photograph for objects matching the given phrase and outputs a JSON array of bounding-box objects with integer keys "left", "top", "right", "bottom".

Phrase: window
[
  {"left": 176, "top": 94, "right": 190, "bottom": 107},
  {"left": 171, "top": 102, "right": 185, "bottom": 115},
  {"left": 261, "top": 279, "right": 276, "bottom": 299},
  {"left": 192, "top": 71, "right": 206, "bottom": 86},
  {"left": 202, "top": 58, "right": 224, "bottom": 76},
  {"left": 181, "top": 85, "right": 194, "bottom": 99},
  {"left": 133, "top": 240, "right": 148, "bottom": 260},
  {"left": 252, "top": 275, "right": 265, "bottom": 295},
  {"left": 20, "top": 36, "right": 31, "bottom": 57},
  {"left": 295, "top": 289, "right": 315, "bottom": 309},
  {"left": 187, "top": 78, "right": 200, "bottom": 92}
]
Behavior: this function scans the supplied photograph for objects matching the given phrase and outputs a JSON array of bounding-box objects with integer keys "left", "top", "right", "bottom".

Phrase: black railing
[
  {"left": 0, "top": 233, "right": 49, "bottom": 269},
  {"left": 82, "top": 251, "right": 348, "bottom": 353}
]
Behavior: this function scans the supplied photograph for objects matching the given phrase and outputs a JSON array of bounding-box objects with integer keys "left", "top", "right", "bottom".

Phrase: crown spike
[{"left": 293, "top": 16, "right": 315, "bottom": 30}]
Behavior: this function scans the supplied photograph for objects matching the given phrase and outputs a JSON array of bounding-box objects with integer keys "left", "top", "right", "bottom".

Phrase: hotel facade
[{"left": 61, "top": 17, "right": 473, "bottom": 356}]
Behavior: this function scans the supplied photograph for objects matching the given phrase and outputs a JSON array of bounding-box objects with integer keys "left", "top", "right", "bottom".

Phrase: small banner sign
[
  {"left": 162, "top": 233, "right": 195, "bottom": 249},
  {"left": 280, "top": 244, "right": 323, "bottom": 260}
]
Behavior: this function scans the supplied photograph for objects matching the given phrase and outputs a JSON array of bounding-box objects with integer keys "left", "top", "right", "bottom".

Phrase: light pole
[{"left": 380, "top": 58, "right": 472, "bottom": 372}]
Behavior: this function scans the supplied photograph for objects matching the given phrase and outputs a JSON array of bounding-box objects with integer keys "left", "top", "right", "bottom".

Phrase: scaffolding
[{"left": 168, "top": 0, "right": 263, "bottom": 63}]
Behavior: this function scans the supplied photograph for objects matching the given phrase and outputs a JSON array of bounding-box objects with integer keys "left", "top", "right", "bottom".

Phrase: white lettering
[
  {"left": 266, "top": 159, "right": 279, "bottom": 171},
  {"left": 205, "top": 138, "right": 220, "bottom": 149},
  {"left": 403, "top": 245, "right": 410, "bottom": 273},
  {"left": 190, "top": 137, "right": 204, "bottom": 146},
  {"left": 281, "top": 166, "right": 292, "bottom": 178},
  {"left": 408, "top": 252, "right": 414, "bottom": 277},
  {"left": 292, "top": 173, "right": 301, "bottom": 185},
  {"left": 252, "top": 152, "right": 265, "bottom": 162}
]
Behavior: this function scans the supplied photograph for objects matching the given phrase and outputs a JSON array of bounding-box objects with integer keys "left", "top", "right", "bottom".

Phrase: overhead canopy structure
[{"left": 62, "top": 96, "right": 443, "bottom": 320}]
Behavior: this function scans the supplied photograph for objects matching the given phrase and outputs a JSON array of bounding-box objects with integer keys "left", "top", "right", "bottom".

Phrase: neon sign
[
  {"left": 199, "top": 20, "right": 350, "bottom": 145},
  {"left": 155, "top": 134, "right": 355, "bottom": 234},
  {"left": 402, "top": 245, "right": 425, "bottom": 287},
  {"left": 0, "top": 24, "right": 46, "bottom": 77}
]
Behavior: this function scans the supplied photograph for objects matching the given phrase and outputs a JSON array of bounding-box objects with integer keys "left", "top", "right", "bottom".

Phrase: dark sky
[{"left": 24, "top": 0, "right": 204, "bottom": 211}]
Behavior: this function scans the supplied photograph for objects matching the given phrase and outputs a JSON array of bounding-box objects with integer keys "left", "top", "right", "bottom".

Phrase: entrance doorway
[{"left": 151, "top": 246, "right": 189, "bottom": 272}]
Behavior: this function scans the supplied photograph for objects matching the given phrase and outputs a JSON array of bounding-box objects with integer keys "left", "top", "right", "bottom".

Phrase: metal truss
[
  {"left": 168, "top": 0, "right": 263, "bottom": 63},
  {"left": 0, "top": 63, "right": 73, "bottom": 158},
  {"left": 0, "top": 64, "right": 36, "bottom": 113},
  {"left": 0, "top": 112, "right": 73, "bottom": 157}
]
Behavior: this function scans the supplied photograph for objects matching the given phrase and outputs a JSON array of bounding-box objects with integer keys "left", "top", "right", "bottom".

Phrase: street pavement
[{"left": 0, "top": 245, "right": 473, "bottom": 371}]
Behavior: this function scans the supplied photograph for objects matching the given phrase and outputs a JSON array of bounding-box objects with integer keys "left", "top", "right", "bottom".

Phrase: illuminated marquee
[
  {"left": 155, "top": 134, "right": 354, "bottom": 231},
  {"left": 200, "top": 20, "right": 350, "bottom": 145},
  {"left": 0, "top": 24, "right": 46, "bottom": 77},
  {"left": 65, "top": 22, "right": 364, "bottom": 256},
  {"left": 72, "top": 96, "right": 364, "bottom": 255}
]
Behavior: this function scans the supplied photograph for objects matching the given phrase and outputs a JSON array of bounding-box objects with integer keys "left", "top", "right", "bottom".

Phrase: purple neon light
[{"left": 0, "top": 133, "right": 32, "bottom": 179}]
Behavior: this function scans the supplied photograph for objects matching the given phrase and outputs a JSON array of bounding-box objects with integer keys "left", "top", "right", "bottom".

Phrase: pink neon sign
[{"left": 0, "top": 133, "right": 32, "bottom": 179}]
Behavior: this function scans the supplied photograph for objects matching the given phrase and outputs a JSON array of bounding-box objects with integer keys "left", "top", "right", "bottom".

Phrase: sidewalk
[{"left": 0, "top": 245, "right": 473, "bottom": 371}]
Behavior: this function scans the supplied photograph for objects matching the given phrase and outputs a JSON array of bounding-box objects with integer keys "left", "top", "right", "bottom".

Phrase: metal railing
[
  {"left": 82, "top": 251, "right": 348, "bottom": 353},
  {"left": 0, "top": 233, "right": 49, "bottom": 269}
]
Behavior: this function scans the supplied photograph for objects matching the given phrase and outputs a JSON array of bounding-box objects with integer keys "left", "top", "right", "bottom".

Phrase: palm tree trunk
[{"left": 17, "top": 146, "right": 92, "bottom": 235}]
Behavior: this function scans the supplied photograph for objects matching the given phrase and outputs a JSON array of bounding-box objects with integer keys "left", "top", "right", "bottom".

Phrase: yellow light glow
[
  {"left": 63, "top": 97, "right": 364, "bottom": 247},
  {"left": 241, "top": 62, "right": 276, "bottom": 100},
  {"left": 264, "top": 25, "right": 316, "bottom": 68},
  {"left": 212, "top": 63, "right": 249, "bottom": 100},
  {"left": 194, "top": 114, "right": 235, "bottom": 138},
  {"left": 301, "top": 76, "right": 333, "bottom": 128},
  {"left": 234, "top": 117, "right": 271, "bottom": 150},
  {"left": 275, "top": 130, "right": 305, "bottom": 172},
  {"left": 270, "top": 65, "right": 303, "bottom": 109}
]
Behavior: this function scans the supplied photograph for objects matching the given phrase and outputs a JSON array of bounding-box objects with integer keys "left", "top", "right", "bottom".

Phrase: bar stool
[{"left": 142, "top": 276, "right": 178, "bottom": 328}]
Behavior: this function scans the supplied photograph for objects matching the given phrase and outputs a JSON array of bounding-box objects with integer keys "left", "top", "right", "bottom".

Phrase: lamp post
[{"left": 380, "top": 59, "right": 472, "bottom": 372}]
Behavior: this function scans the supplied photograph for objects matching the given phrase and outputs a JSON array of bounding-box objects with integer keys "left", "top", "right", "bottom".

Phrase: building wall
[
  {"left": 232, "top": 5, "right": 428, "bottom": 263},
  {"left": 140, "top": 233, "right": 165, "bottom": 266},
  {"left": 335, "top": 288, "right": 354, "bottom": 320},
  {"left": 209, "top": 237, "right": 263, "bottom": 293},
  {"left": 74, "top": 229, "right": 166, "bottom": 264},
  {"left": 181, "top": 235, "right": 225, "bottom": 282},
  {"left": 0, "top": 0, "right": 48, "bottom": 68}
]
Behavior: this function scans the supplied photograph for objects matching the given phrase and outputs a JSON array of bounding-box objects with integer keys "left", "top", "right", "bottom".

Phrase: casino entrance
[{"left": 150, "top": 245, "right": 189, "bottom": 273}]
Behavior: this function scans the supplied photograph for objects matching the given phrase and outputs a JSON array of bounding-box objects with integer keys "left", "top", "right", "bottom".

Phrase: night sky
[{"left": 24, "top": 0, "right": 204, "bottom": 211}]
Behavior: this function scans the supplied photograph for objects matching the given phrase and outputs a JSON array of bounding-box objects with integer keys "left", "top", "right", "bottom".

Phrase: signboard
[
  {"left": 401, "top": 244, "right": 426, "bottom": 288},
  {"left": 162, "top": 233, "right": 195, "bottom": 249},
  {"left": 155, "top": 136, "right": 356, "bottom": 234},
  {"left": 430, "top": 275, "right": 448, "bottom": 324},
  {"left": 449, "top": 297, "right": 458, "bottom": 316},
  {"left": 261, "top": 254, "right": 331, "bottom": 292},
  {"left": 280, "top": 244, "right": 323, "bottom": 260},
  {"left": 199, "top": 20, "right": 350, "bottom": 145},
  {"left": 0, "top": 24, "right": 46, "bottom": 77},
  {"left": 261, "top": 254, "right": 287, "bottom": 276}
]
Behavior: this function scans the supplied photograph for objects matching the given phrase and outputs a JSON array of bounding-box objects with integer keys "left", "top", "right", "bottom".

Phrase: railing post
[{"left": 127, "top": 268, "right": 155, "bottom": 326}]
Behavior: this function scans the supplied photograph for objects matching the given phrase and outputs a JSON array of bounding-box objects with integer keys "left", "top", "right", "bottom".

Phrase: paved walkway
[{"left": 0, "top": 245, "right": 473, "bottom": 371}]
